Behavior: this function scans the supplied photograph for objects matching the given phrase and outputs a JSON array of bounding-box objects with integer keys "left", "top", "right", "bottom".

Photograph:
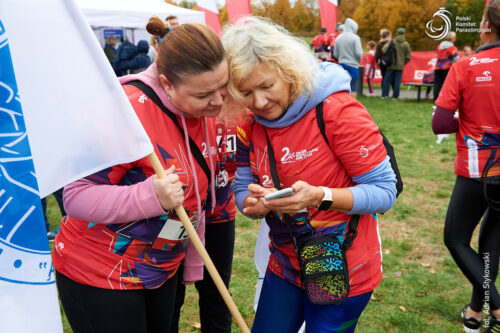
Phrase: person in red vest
[
  {"left": 310, "top": 27, "right": 328, "bottom": 57},
  {"left": 362, "top": 41, "right": 377, "bottom": 96},
  {"left": 223, "top": 17, "right": 396, "bottom": 333},
  {"left": 52, "top": 16, "right": 229, "bottom": 333},
  {"left": 434, "top": 31, "right": 460, "bottom": 100},
  {"left": 433, "top": 1, "right": 500, "bottom": 332}
]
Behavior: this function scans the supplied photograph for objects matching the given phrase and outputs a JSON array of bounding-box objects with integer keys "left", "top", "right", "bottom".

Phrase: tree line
[{"left": 165, "top": 0, "right": 486, "bottom": 50}]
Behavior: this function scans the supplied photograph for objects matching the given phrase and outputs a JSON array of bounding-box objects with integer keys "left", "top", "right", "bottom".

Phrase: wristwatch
[{"left": 317, "top": 186, "right": 333, "bottom": 211}]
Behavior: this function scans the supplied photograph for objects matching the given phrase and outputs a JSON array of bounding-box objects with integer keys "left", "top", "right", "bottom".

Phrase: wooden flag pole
[{"left": 148, "top": 152, "right": 250, "bottom": 333}]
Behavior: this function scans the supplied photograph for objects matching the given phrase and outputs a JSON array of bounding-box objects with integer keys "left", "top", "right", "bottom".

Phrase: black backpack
[
  {"left": 315, "top": 102, "right": 403, "bottom": 198},
  {"left": 380, "top": 40, "right": 396, "bottom": 67}
]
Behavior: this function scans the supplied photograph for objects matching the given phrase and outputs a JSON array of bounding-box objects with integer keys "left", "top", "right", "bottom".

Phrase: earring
[{"left": 167, "top": 93, "right": 171, "bottom": 100}]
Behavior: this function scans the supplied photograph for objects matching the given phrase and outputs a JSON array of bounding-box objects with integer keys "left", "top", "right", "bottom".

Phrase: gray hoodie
[{"left": 333, "top": 18, "right": 363, "bottom": 68}]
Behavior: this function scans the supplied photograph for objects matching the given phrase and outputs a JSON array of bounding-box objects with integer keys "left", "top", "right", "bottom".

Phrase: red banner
[
  {"left": 318, "top": 0, "right": 338, "bottom": 36},
  {"left": 226, "top": 0, "right": 252, "bottom": 25},
  {"left": 196, "top": 0, "right": 221, "bottom": 37},
  {"left": 362, "top": 51, "right": 437, "bottom": 84}
]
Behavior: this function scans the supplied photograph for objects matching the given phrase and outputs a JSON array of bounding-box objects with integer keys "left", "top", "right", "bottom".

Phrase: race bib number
[
  {"left": 157, "top": 217, "right": 199, "bottom": 241},
  {"left": 217, "top": 134, "right": 236, "bottom": 152}
]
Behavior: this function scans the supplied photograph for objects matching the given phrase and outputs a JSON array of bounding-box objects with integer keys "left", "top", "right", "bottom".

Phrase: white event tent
[{"left": 76, "top": 0, "right": 205, "bottom": 46}]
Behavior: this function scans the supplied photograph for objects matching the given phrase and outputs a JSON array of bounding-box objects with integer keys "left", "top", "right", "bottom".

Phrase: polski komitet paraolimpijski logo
[{"left": 425, "top": 7, "right": 452, "bottom": 40}]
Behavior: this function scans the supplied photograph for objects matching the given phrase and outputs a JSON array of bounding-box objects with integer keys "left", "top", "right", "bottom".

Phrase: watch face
[{"left": 318, "top": 200, "right": 333, "bottom": 211}]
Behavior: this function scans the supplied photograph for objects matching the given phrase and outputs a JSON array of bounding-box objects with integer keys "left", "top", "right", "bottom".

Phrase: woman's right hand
[
  {"left": 243, "top": 183, "right": 275, "bottom": 218},
  {"left": 152, "top": 165, "right": 184, "bottom": 211}
]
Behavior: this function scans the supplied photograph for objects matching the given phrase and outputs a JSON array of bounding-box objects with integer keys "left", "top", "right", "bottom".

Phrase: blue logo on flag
[{"left": 0, "top": 20, "right": 54, "bottom": 285}]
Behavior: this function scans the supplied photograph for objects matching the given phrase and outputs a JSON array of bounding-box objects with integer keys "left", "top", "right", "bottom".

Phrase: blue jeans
[
  {"left": 382, "top": 69, "right": 403, "bottom": 98},
  {"left": 252, "top": 270, "right": 373, "bottom": 333},
  {"left": 340, "top": 63, "right": 359, "bottom": 93}
]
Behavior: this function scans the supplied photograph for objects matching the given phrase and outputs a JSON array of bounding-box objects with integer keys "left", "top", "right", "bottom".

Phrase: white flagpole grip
[{"left": 147, "top": 152, "right": 250, "bottom": 333}]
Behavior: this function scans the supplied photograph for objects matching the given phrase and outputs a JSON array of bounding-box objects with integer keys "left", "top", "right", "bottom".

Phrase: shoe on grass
[{"left": 462, "top": 305, "right": 482, "bottom": 333}]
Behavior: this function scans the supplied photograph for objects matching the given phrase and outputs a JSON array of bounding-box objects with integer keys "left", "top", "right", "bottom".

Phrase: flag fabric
[
  {"left": 253, "top": 220, "right": 305, "bottom": 333},
  {"left": 226, "top": 0, "right": 252, "bottom": 25},
  {"left": 318, "top": 0, "right": 338, "bottom": 36},
  {"left": 197, "top": 0, "right": 222, "bottom": 37},
  {"left": 0, "top": 19, "right": 64, "bottom": 333},
  {"left": 1, "top": 0, "right": 153, "bottom": 199},
  {"left": 0, "top": 0, "right": 153, "bottom": 331}
]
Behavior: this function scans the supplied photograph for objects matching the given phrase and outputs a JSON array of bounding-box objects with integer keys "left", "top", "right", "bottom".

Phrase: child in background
[
  {"left": 362, "top": 41, "right": 376, "bottom": 96},
  {"left": 462, "top": 45, "right": 473, "bottom": 58}
]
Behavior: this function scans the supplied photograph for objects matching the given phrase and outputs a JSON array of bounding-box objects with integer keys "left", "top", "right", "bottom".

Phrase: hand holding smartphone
[{"left": 264, "top": 187, "right": 294, "bottom": 200}]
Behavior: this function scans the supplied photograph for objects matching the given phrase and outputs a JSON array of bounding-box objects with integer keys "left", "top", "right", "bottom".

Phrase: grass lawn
[{"left": 46, "top": 96, "right": 493, "bottom": 332}]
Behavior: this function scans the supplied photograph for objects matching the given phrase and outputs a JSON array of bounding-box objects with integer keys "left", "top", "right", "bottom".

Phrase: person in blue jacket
[{"left": 114, "top": 40, "right": 152, "bottom": 76}]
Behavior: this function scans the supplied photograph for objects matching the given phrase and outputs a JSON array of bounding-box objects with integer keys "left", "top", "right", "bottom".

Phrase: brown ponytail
[
  {"left": 486, "top": 0, "right": 500, "bottom": 37},
  {"left": 146, "top": 16, "right": 225, "bottom": 86}
]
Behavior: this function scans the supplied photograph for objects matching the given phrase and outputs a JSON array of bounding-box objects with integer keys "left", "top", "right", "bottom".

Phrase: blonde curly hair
[{"left": 222, "top": 16, "right": 318, "bottom": 103}]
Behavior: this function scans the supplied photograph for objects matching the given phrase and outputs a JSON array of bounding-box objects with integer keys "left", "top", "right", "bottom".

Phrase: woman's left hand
[{"left": 263, "top": 181, "right": 323, "bottom": 214}]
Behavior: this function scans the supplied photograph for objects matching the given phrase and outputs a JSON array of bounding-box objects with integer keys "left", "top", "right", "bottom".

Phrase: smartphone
[{"left": 264, "top": 188, "right": 294, "bottom": 200}]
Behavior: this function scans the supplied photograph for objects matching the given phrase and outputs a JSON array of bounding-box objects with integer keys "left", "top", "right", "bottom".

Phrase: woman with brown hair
[
  {"left": 52, "top": 16, "right": 228, "bottom": 333},
  {"left": 374, "top": 28, "right": 391, "bottom": 82}
]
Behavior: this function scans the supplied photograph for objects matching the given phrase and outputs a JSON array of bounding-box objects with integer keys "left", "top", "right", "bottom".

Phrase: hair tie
[{"left": 161, "top": 27, "right": 171, "bottom": 38}]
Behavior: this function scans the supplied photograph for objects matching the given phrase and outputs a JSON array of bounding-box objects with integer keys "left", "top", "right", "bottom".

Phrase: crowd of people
[{"left": 45, "top": 1, "right": 500, "bottom": 332}]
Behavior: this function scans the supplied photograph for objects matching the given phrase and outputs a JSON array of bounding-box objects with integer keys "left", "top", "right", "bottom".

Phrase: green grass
[{"left": 47, "top": 96, "right": 496, "bottom": 332}]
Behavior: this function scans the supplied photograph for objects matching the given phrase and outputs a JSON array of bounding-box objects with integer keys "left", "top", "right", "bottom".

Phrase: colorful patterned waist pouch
[
  {"left": 265, "top": 128, "right": 360, "bottom": 304},
  {"left": 298, "top": 235, "right": 350, "bottom": 304}
]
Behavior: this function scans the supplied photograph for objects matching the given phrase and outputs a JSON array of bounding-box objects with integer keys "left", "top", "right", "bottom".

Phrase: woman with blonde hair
[
  {"left": 223, "top": 17, "right": 396, "bottom": 332},
  {"left": 53, "top": 16, "right": 228, "bottom": 333}
]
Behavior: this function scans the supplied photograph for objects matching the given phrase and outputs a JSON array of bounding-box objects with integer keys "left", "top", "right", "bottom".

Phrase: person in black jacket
[{"left": 374, "top": 29, "right": 391, "bottom": 85}]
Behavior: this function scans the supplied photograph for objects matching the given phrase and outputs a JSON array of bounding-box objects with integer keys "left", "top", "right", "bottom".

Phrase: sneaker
[
  {"left": 47, "top": 226, "right": 60, "bottom": 242},
  {"left": 462, "top": 305, "right": 482, "bottom": 333},
  {"left": 485, "top": 312, "right": 500, "bottom": 333}
]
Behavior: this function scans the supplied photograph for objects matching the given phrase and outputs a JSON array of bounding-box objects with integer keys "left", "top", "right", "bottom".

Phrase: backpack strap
[
  {"left": 125, "top": 80, "right": 211, "bottom": 187},
  {"left": 315, "top": 102, "right": 360, "bottom": 249},
  {"left": 315, "top": 102, "right": 329, "bottom": 146},
  {"left": 315, "top": 101, "right": 403, "bottom": 197}
]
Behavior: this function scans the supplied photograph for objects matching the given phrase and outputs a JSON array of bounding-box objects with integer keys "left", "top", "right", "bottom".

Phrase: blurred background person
[
  {"left": 166, "top": 15, "right": 179, "bottom": 29},
  {"left": 103, "top": 35, "right": 117, "bottom": 64},
  {"left": 434, "top": 31, "right": 459, "bottom": 100},
  {"left": 375, "top": 28, "right": 392, "bottom": 85},
  {"left": 362, "top": 41, "right": 376, "bottom": 97},
  {"left": 148, "top": 36, "right": 160, "bottom": 63},
  {"left": 333, "top": 18, "right": 363, "bottom": 98},
  {"left": 381, "top": 28, "right": 411, "bottom": 100},
  {"left": 310, "top": 27, "right": 328, "bottom": 59},
  {"left": 463, "top": 45, "right": 473, "bottom": 58}
]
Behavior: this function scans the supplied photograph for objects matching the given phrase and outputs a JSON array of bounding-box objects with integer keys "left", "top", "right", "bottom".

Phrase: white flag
[
  {"left": 0, "top": 0, "right": 153, "bottom": 332},
  {"left": 1, "top": 0, "right": 153, "bottom": 198}
]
